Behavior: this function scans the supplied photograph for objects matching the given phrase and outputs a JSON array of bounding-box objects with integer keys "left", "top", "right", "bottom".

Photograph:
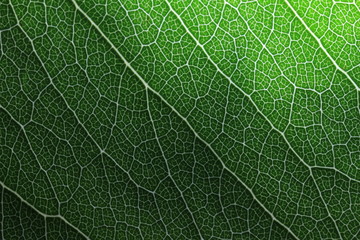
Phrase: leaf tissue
[{"left": 1, "top": 0, "right": 359, "bottom": 239}]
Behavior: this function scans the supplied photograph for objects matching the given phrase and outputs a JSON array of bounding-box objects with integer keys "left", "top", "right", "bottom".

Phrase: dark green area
[{"left": 0, "top": 185, "right": 86, "bottom": 240}]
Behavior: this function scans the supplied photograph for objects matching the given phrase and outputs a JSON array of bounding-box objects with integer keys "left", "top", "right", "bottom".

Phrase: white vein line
[
  {"left": 283, "top": 0, "right": 360, "bottom": 91},
  {"left": 45, "top": 214, "right": 48, "bottom": 240},
  {"left": 2, "top": 101, "right": 159, "bottom": 240},
  {"left": 1, "top": 185, "right": 4, "bottom": 240},
  {"left": 6, "top": 3, "right": 225, "bottom": 240},
  {"left": 4, "top": 3, "right": 89, "bottom": 239},
  {"left": 164, "top": 1, "right": 343, "bottom": 239},
  {"left": 16, "top": 113, "right": 61, "bottom": 215},
  {"left": 145, "top": 88, "right": 204, "bottom": 240},
  {"left": 163, "top": 0, "right": 359, "bottom": 184},
  {"left": 1, "top": 106, "right": 93, "bottom": 239},
  {"left": 7, "top": 3, "right": 161, "bottom": 239},
  {"left": 0, "top": 181, "right": 90, "bottom": 240},
  {"left": 69, "top": 1, "right": 299, "bottom": 239}
]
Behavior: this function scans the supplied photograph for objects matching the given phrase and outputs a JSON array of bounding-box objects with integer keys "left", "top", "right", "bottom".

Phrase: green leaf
[{"left": 1, "top": 0, "right": 359, "bottom": 239}]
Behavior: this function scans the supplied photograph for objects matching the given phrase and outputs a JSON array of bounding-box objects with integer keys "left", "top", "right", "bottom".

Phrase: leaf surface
[{"left": 1, "top": 0, "right": 359, "bottom": 239}]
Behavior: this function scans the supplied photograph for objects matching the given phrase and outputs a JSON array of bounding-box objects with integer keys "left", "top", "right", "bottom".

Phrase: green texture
[{"left": 1, "top": 0, "right": 359, "bottom": 239}]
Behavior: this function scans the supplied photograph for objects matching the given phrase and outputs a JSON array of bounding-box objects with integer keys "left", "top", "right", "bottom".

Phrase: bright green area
[
  {"left": 288, "top": 0, "right": 360, "bottom": 83},
  {"left": 1, "top": 0, "right": 359, "bottom": 239}
]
